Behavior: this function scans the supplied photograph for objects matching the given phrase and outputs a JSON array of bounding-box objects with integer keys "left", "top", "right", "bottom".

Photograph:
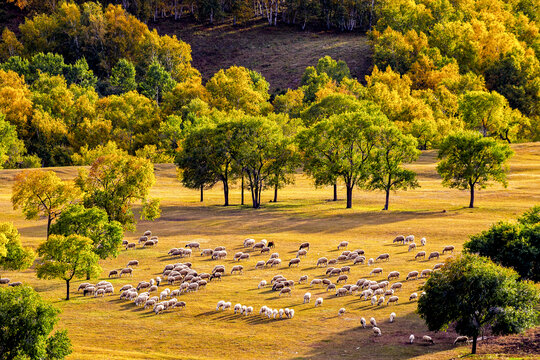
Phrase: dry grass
[
  {"left": 152, "top": 18, "right": 372, "bottom": 92},
  {"left": 1, "top": 143, "right": 539, "bottom": 360}
]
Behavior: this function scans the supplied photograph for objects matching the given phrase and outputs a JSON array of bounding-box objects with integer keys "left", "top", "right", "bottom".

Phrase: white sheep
[
  {"left": 420, "top": 237, "right": 426, "bottom": 246},
  {"left": 389, "top": 312, "right": 396, "bottom": 323},
  {"left": 258, "top": 280, "right": 267, "bottom": 289},
  {"left": 279, "top": 309, "right": 284, "bottom": 318},
  {"left": 409, "top": 292, "right": 418, "bottom": 301},
  {"left": 373, "top": 327, "right": 381, "bottom": 336},
  {"left": 245, "top": 306, "right": 253, "bottom": 316},
  {"left": 303, "top": 292, "right": 312, "bottom": 303},
  {"left": 370, "top": 317, "right": 377, "bottom": 327},
  {"left": 314, "top": 297, "right": 323, "bottom": 307},
  {"left": 338, "top": 308, "right": 346, "bottom": 316},
  {"left": 409, "top": 334, "right": 415, "bottom": 344},
  {"left": 272, "top": 309, "right": 278, "bottom": 318},
  {"left": 241, "top": 305, "right": 247, "bottom": 315},
  {"left": 423, "top": 335, "right": 434, "bottom": 344},
  {"left": 259, "top": 305, "right": 268, "bottom": 315},
  {"left": 223, "top": 302, "right": 231, "bottom": 310},
  {"left": 216, "top": 300, "right": 225, "bottom": 310},
  {"left": 360, "top": 317, "right": 366, "bottom": 328},
  {"left": 371, "top": 295, "right": 377, "bottom": 305},
  {"left": 288, "top": 309, "right": 295, "bottom": 318},
  {"left": 454, "top": 336, "right": 468, "bottom": 345},
  {"left": 234, "top": 303, "right": 242, "bottom": 314},
  {"left": 368, "top": 258, "right": 374, "bottom": 266}
]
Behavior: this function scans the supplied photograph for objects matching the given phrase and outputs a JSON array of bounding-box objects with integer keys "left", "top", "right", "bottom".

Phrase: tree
[
  {"left": 0, "top": 286, "right": 72, "bottom": 360},
  {"left": 12, "top": 170, "right": 78, "bottom": 239},
  {"left": 49, "top": 204, "right": 124, "bottom": 261},
  {"left": 436, "top": 131, "right": 513, "bottom": 208},
  {"left": 0, "top": 222, "right": 35, "bottom": 276},
  {"left": 266, "top": 137, "right": 299, "bottom": 203},
  {"left": 110, "top": 58, "right": 137, "bottom": 94},
  {"left": 464, "top": 206, "right": 540, "bottom": 281},
  {"left": 75, "top": 153, "right": 160, "bottom": 230},
  {"left": 36, "top": 234, "right": 101, "bottom": 300},
  {"left": 139, "top": 61, "right": 176, "bottom": 105},
  {"left": 297, "top": 104, "right": 385, "bottom": 208},
  {"left": 418, "top": 254, "right": 539, "bottom": 354},
  {"left": 369, "top": 124, "right": 419, "bottom": 210}
]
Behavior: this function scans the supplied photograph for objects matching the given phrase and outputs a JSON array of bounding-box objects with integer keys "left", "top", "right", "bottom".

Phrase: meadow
[{"left": 1, "top": 143, "right": 539, "bottom": 360}]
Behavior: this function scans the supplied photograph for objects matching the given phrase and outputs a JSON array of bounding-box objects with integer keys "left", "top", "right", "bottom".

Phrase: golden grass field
[{"left": 1, "top": 144, "right": 539, "bottom": 360}]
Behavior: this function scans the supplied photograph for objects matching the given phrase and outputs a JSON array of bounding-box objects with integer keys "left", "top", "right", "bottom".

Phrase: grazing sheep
[
  {"left": 405, "top": 235, "right": 415, "bottom": 243},
  {"left": 328, "top": 259, "right": 338, "bottom": 266},
  {"left": 288, "top": 309, "right": 295, "bottom": 318},
  {"left": 258, "top": 280, "right": 267, "bottom": 289},
  {"left": 231, "top": 265, "right": 244, "bottom": 274},
  {"left": 299, "top": 242, "right": 310, "bottom": 251},
  {"left": 143, "top": 230, "right": 152, "bottom": 237},
  {"left": 420, "top": 237, "right": 426, "bottom": 246},
  {"left": 373, "top": 327, "right": 381, "bottom": 336},
  {"left": 377, "top": 296, "right": 385, "bottom": 306},
  {"left": 310, "top": 279, "right": 322, "bottom": 286},
  {"left": 272, "top": 309, "right": 278, "bottom": 319},
  {"left": 279, "top": 287, "right": 292, "bottom": 296},
  {"left": 423, "top": 335, "right": 434, "bottom": 344},
  {"left": 261, "top": 239, "right": 268, "bottom": 245},
  {"left": 454, "top": 336, "right": 468, "bottom": 345},
  {"left": 354, "top": 256, "right": 366, "bottom": 264},
  {"left": 143, "top": 240, "right": 156, "bottom": 248},
  {"left": 409, "top": 334, "right": 415, "bottom": 344},
  {"left": 299, "top": 275, "right": 308, "bottom": 284},
  {"left": 387, "top": 271, "right": 400, "bottom": 281},
  {"left": 337, "top": 275, "right": 348, "bottom": 283},
  {"left": 406, "top": 271, "right": 419, "bottom": 281},
  {"left": 94, "top": 289, "right": 105, "bottom": 297},
  {"left": 279, "top": 309, "right": 284, "bottom": 318},
  {"left": 259, "top": 305, "right": 268, "bottom": 315},
  {"left": 442, "top": 245, "right": 455, "bottom": 254},
  {"left": 8, "top": 281, "right": 22, "bottom": 287},
  {"left": 201, "top": 249, "right": 214, "bottom": 256},
  {"left": 77, "top": 283, "right": 91, "bottom": 291},
  {"left": 370, "top": 267, "right": 383, "bottom": 276},
  {"left": 289, "top": 258, "right": 301, "bottom": 267},
  {"left": 260, "top": 247, "right": 270, "bottom": 254},
  {"left": 360, "top": 317, "right": 366, "bottom": 328},
  {"left": 428, "top": 251, "right": 440, "bottom": 261},
  {"left": 338, "top": 308, "right": 346, "bottom": 316},
  {"left": 325, "top": 267, "right": 335, "bottom": 276},
  {"left": 271, "top": 259, "right": 282, "bottom": 267},
  {"left": 127, "top": 260, "right": 139, "bottom": 267},
  {"left": 223, "top": 302, "right": 231, "bottom": 310},
  {"left": 337, "top": 241, "right": 349, "bottom": 250},
  {"left": 185, "top": 242, "right": 200, "bottom": 250},
  {"left": 420, "top": 269, "right": 432, "bottom": 278},
  {"left": 335, "top": 287, "right": 347, "bottom": 296},
  {"left": 297, "top": 249, "right": 308, "bottom": 258},
  {"left": 214, "top": 246, "right": 226, "bottom": 252},
  {"left": 341, "top": 266, "right": 351, "bottom": 273},
  {"left": 154, "top": 304, "right": 164, "bottom": 314},
  {"left": 367, "top": 258, "right": 374, "bottom": 266},
  {"left": 387, "top": 296, "right": 399, "bottom": 305},
  {"left": 234, "top": 304, "right": 242, "bottom": 314},
  {"left": 409, "top": 292, "right": 418, "bottom": 301},
  {"left": 389, "top": 312, "right": 396, "bottom": 323},
  {"left": 376, "top": 253, "right": 390, "bottom": 262},
  {"left": 415, "top": 251, "right": 426, "bottom": 260},
  {"left": 314, "top": 297, "right": 324, "bottom": 307},
  {"left": 243, "top": 238, "right": 255, "bottom": 248},
  {"left": 371, "top": 295, "right": 377, "bottom": 305},
  {"left": 393, "top": 235, "right": 405, "bottom": 244},
  {"left": 433, "top": 263, "right": 445, "bottom": 270},
  {"left": 255, "top": 260, "right": 265, "bottom": 269},
  {"left": 253, "top": 242, "right": 265, "bottom": 251},
  {"left": 270, "top": 252, "right": 279, "bottom": 259},
  {"left": 303, "top": 292, "right": 312, "bottom": 303},
  {"left": 120, "top": 268, "right": 133, "bottom": 277},
  {"left": 139, "top": 236, "right": 148, "bottom": 244},
  {"left": 119, "top": 284, "right": 132, "bottom": 292},
  {"left": 370, "top": 317, "right": 377, "bottom": 327},
  {"left": 268, "top": 241, "right": 275, "bottom": 248}
]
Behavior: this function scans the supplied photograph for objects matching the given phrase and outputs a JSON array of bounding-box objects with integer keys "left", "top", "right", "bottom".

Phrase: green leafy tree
[
  {"left": 139, "top": 61, "right": 176, "bottom": 105},
  {"left": 464, "top": 206, "right": 540, "bottom": 281},
  {"left": 297, "top": 103, "right": 385, "bottom": 208},
  {"left": 266, "top": 137, "right": 300, "bottom": 203},
  {"left": 437, "top": 131, "right": 513, "bottom": 208},
  {"left": 36, "top": 234, "right": 101, "bottom": 300},
  {"left": 110, "top": 58, "right": 137, "bottom": 94},
  {"left": 418, "top": 254, "right": 539, "bottom": 354},
  {"left": 369, "top": 124, "right": 420, "bottom": 210},
  {"left": 12, "top": 170, "right": 78, "bottom": 239},
  {"left": 0, "top": 286, "right": 72, "bottom": 360},
  {"left": 0, "top": 222, "right": 35, "bottom": 276},
  {"left": 75, "top": 153, "right": 160, "bottom": 230}
]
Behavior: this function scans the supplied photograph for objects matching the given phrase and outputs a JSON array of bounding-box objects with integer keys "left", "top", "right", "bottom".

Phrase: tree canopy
[{"left": 0, "top": 222, "right": 34, "bottom": 274}]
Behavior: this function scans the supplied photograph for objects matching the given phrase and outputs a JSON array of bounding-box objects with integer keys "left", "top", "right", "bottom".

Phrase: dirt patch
[{"left": 476, "top": 327, "right": 540, "bottom": 357}]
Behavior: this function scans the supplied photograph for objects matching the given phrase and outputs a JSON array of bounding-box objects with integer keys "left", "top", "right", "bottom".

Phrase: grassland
[{"left": 1, "top": 144, "right": 539, "bottom": 359}]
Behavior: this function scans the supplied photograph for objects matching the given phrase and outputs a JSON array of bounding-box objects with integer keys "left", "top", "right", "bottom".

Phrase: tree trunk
[
  {"left": 472, "top": 335, "right": 477, "bottom": 354},
  {"left": 273, "top": 183, "right": 278, "bottom": 202},
  {"left": 223, "top": 180, "right": 229, "bottom": 206},
  {"left": 86, "top": 271, "right": 90, "bottom": 280},
  {"left": 200, "top": 185, "right": 204, "bottom": 202},
  {"left": 469, "top": 184, "right": 475, "bottom": 208},
  {"left": 241, "top": 172, "right": 244, "bottom": 205},
  {"left": 47, "top": 215, "right": 52, "bottom": 239},
  {"left": 333, "top": 183, "right": 337, "bottom": 201},
  {"left": 383, "top": 188, "right": 390, "bottom": 210},
  {"left": 66, "top": 280, "right": 70, "bottom": 300},
  {"left": 346, "top": 184, "right": 353, "bottom": 209}
]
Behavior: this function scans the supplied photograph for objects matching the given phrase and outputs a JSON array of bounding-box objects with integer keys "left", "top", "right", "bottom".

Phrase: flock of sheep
[{"left": 63, "top": 230, "right": 473, "bottom": 347}]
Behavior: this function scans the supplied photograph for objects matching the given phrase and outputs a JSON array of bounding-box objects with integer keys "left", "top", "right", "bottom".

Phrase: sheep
[
  {"left": 376, "top": 253, "right": 390, "bottom": 262},
  {"left": 422, "top": 335, "right": 434, "bottom": 344},
  {"left": 299, "top": 275, "right": 308, "bottom": 284},
  {"left": 213, "top": 250, "right": 227, "bottom": 260},
  {"left": 94, "top": 288, "right": 105, "bottom": 297},
  {"left": 296, "top": 249, "right": 308, "bottom": 258},
  {"left": 261, "top": 239, "right": 268, "bottom": 245},
  {"left": 420, "top": 269, "right": 432, "bottom": 278},
  {"left": 406, "top": 271, "right": 419, "bottom": 281},
  {"left": 223, "top": 302, "right": 231, "bottom": 310},
  {"left": 409, "top": 292, "right": 418, "bottom": 301},
  {"left": 310, "top": 279, "right": 322, "bottom": 286},
  {"left": 325, "top": 267, "right": 335, "bottom": 275},
  {"left": 119, "top": 268, "right": 133, "bottom": 277},
  {"left": 122, "top": 240, "right": 128, "bottom": 247},
  {"left": 119, "top": 284, "right": 132, "bottom": 292},
  {"left": 144, "top": 299, "right": 157, "bottom": 309},
  {"left": 255, "top": 260, "right": 265, "bottom": 269},
  {"left": 271, "top": 259, "right": 282, "bottom": 267},
  {"left": 143, "top": 240, "right": 156, "bottom": 248},
  {"left": 360, "top": 317, "right": 366, "bottom": 328},
  {"left": 370, "top": 317, "right": 377, "bottom": 327},
  {"left": 349, "top": 285, "right": 360, "bottom": 295},
  {"left": 185, "top": 242, "right": 200, "bottom": 250},
  {"left": 231, "top": 265, "right": 244, "bottom": 274},
  {"left": 387, "top": 271, "right": 400, "bottom": 281},
  {"left": 258, "top": 280, "right": 267, "bottom": 289},
  {"left": 338, "top": 308, "right": 346, "bottom": 316},
  {"left": 353, "top": 256, "right": 366, "bottom": 265},
  {"left": 377, "top": 296, "right": 385, "bottom": 306},
  {"left": 393, "top": 235, "right": 405, "bottom": 243},
  {"left": 265, "top": 259, "right": 275, "bottom": 267},
  {"left": 234, "top": 304, "right": 242, "bottom": 314},
  {"left": 420, "top": 237, "right": 426, "bottom": 246},
  {"left": 149, "top": 279, "right": 155, "bottom": 286},
  {"left": 415, "top": 251, "right": 426, "bottom": 260},
  {"left": 268, "top": 241, "right": 275, "bottom": 248},
  {"left": 108, "top": 269, "right": 119, "bottom": 278},
  {"left": 278, "top": 309, "right": 284, "bottom": 318},
  {"left": 367, "top": 258, "right": 374, "bottom": 266},
  {"left": 387, "top": 296, "right": 399, "bottom": 305},
  {"left": 127, "top": 260, "right": 139, "bottom": 267},
  {"left": 389, "top": 312, "right": 396, "bottom": 323},
  {"left": 337, "top": 255, "right": 348, "bottom": 262},
  {"left": 337, "top": 241, "right": 349, "bottom": 250},
  {"left": 299, "top": 242, "right": 310, "bottom": 251},
  {"left": 371, "top": 295, "right": 377, "bottom": 305},
  {"left": 243, "top": 238, "right": 255, "bottom": 248},
  {"left": 148, "top": 285, "right": 158, "bottom": 293},
  {"left": 77, "top": 283, "right": 91, "bottom": 291},
  {"left": 370, "top": 267, "right": 383, "bottom": 276},
  {"left": 214, "top": 246, "right": 226, "bottom": 252},
  {"left": 201, "top": 249, "right": 214, "bottom": 256},
  {"left": 373, "top": 327, "right": 382, "bottom": 336},
  {"left": 143, "top": 230, "right": 152, "bottom": 237},
  {"left": 288, "top": 309, "right": 295, "bottom": 318},
  {"left": 252, "top": 242, "right": 265, "bottom": 251},
  {"left": 454, "top": 336, "right": 468, "bottom": 345},
  {"left": 336, "top": 287, "right": 347, "bottom": 297},
  {"left": 328, "top": 259, "right": 338, "bottom": 266},
  {"left": 341, "top": 266, "right": 351, "bottom": 273},
  {"left": 337, "top": 274, "right": 348, "bottom": 283},
  {"left": 279, "top": 287, "right": 292, "bottom": 296},
  {"left": 259, "top": 305, "right": 268, "bottom": 315},
  {"left": 154, "top": 304, "right": 165, "bottom": 314},
  {"left": 433, "top": 263, "right": 445, "bottom": 270},
  {"left": 442, "top": 245, "right": 455, "bottom": 254},
  {"left": 405, "top": 235, "right": 415, "bottom": 243},
  {"left": 126, "top": 242, "right": 136, "bottom": 250},
  {"left": 139, "top": 236, "right": 148, "bottom": 244},
  {"left": 409, "top": 334, "right": 415, "bottom": 344},
  {"left": 428, "top": 251, "right": 440, "bottom": 261},
  {"left": 288, "top": 258, "right": 301, "bottom": 267},
  {"left": 260, "top": 247, "right": 270, "bottom": 254},
  {"left": 212, "top": 265, "right": 225, "bottom": 274},
  {"left": 156, "top": 277, "right": 161, "bottom": 286},
  {"left": 272, "top": 309, "right": 278, "bottom": 319}
]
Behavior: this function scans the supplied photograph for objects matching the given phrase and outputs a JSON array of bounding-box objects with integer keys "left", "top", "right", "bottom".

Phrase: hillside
[
  {"left": 0, "top": 143, "right": 539, "bottom": 359},
  {"left": 149, "top": 19, "right": 371, "bottom": 91}
]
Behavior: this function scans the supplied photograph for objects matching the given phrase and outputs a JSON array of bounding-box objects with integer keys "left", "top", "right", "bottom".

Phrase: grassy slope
[
  {"left": 0, "top": 143, "right": 539, "bottom": 359},
  {"left": 152, "top": 18, "right": 372, "bottom": 91}
]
